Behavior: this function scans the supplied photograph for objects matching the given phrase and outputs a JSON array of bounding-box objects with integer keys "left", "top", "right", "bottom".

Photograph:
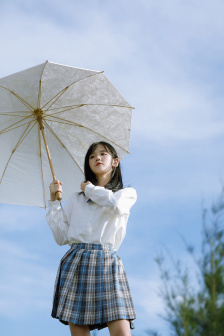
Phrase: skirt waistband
[{"left": 71, "top": 243, "right": 114, "bottom": 252}]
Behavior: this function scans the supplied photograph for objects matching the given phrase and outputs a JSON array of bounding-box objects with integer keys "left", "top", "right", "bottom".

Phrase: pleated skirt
[{"left": 52, "top": 243, "right": 136, "bottom": 331}]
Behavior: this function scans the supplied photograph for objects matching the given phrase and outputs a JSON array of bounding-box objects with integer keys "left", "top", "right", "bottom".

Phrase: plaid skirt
[{"left": 52, "top": 243, "right": 136, "bottom": 331}]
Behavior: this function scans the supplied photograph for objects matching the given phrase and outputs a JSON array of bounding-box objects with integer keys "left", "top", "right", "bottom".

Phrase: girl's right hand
[{"left": 49, "top": 180, "right": 63, "bottom": 201}]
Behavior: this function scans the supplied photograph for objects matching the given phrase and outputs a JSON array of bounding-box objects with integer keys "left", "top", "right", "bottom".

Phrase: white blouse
[{"left": 45, "top": 183, "right": 137, "bottom": 251}]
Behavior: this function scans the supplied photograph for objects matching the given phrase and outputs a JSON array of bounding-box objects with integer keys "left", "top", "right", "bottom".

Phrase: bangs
[{"left": 89, "top": 143, "right": 111, "bottom": 156}]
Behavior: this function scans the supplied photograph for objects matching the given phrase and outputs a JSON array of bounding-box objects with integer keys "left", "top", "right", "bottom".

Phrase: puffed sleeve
[
  {"left": 45, "top": 195, "right": 74, "bottom": 246},
  {"left": 84, "top": 184, "right": 137, "bottom": 215}
]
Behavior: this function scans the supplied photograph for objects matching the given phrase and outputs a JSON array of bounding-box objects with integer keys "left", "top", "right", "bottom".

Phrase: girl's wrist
[{"left": 80, "top": 181, "right": 91, "bottom": 193}]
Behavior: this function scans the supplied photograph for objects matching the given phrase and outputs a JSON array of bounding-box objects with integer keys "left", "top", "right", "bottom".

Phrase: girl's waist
[{"left": 70, "top": 242, "right": 114, "bottom": 252}]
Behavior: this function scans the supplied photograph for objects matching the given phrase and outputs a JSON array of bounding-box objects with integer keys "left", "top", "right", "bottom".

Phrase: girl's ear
[{"left": 112, "top": 158, "right": 119, "bottom": 167}]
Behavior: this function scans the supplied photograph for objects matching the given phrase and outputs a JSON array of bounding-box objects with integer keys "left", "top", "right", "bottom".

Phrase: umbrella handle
[
  {"left": 56, "top": 191, "right": 62, "bottom": 201},
  {"left": 54, "top": 180, "right": 62, "bottom": 201}
]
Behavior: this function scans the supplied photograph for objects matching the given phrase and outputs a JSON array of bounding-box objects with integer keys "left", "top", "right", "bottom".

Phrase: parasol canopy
[{"left": 0, "top": 61, "right": 133, "bottom": 208}]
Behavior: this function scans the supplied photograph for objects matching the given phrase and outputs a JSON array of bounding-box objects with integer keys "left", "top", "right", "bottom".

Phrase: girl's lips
[{"left": 96, "top": 163, "right": 102, "bottom": 166}]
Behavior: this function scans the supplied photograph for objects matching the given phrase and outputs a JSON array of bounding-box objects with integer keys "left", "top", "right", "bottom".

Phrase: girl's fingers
[
  {"left": 50, "top": 180, "right": 62, "bottom": 186},
  {"left": 49, "top": 181, "right": 63, "bottom": 193},
  {"left": 51, "top": 180, "right": 62, "bottom": 185},
  {"left": 49, "top": 180, "right": 63, "bottom": 201}
]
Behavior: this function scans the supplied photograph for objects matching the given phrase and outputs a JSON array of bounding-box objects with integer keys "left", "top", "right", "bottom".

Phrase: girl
[{"left": 46, "top": 141, "right": 137, "bottom": 336}]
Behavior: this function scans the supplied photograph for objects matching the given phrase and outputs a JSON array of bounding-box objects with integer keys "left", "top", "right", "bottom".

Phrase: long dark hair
[{"left": 84, "top": 141, "right": 123, "bottom": 192}]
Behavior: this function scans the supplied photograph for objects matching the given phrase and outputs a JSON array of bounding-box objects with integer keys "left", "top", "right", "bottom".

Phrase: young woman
[{"left": 46, "top": 141, "right": 137, "bottom": 336}]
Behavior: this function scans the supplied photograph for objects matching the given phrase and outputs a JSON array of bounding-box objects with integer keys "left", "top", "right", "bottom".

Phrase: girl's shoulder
[
  {"left": 115, "top": 187, "right": 137, "bottom": 198},
  {"left": 117, "top": 186, "right": 136, "bottom": 192}
]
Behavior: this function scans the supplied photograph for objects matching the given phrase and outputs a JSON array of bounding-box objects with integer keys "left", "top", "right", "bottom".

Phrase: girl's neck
[{"left": 96, "top": 172, "right": 112, "bottom": 187}]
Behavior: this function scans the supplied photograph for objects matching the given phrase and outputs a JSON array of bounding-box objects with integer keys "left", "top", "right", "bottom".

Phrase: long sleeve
[
  {"left": 45, "top": 196, "right": 73, "bottom": 246},
  {"left": 84, "top": 184, "right": 137, "bottom": 215},
  {"left": 45, "top": 187, "right": 137, "bottom": 250}
]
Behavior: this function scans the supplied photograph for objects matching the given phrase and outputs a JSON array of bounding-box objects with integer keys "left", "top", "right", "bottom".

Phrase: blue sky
[{"left": 1, "top": 0, "right": 224, "bottom": 335}]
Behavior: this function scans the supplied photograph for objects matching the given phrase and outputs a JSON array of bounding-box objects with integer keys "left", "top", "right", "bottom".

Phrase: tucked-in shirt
[{"left": 45, "top": 183, "right": 137, "bottom": 251}]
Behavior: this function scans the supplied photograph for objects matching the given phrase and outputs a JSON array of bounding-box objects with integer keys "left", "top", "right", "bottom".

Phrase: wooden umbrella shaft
[
  {"left": 37, "top": 115, "right": 62, "bottom": 201},
  {"left": 38, "top": 117, "right": 55, "bottom": 179}
]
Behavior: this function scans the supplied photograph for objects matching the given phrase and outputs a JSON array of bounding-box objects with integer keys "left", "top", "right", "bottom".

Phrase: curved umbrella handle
[
  {"left": 54, "top": 182, "right": 62, "bottom": 201},
  {"left": 56, "top": 192, "right": 62, "bottom": 201}
]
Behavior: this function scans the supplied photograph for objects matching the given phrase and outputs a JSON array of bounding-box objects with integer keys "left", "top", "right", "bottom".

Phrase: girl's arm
[
  {"left": 84, "top": 183, "right": 137, "bottom": 215},
  {"left": 45, "top": 181, "right": 74, "bottom": 245}
]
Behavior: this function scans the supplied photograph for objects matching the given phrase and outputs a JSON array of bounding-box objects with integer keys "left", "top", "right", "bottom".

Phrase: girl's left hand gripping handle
[{"left": 50, "top": 179, "right": 63, "bottom": 202}]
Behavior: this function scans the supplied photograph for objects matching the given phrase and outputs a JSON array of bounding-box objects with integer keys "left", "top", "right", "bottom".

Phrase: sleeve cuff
[
  {"left": 47, "top": 200, "right": 61, "bottom": 210},
  {"left": 84, "top": 183, "right": 95, "bottom": 198}
]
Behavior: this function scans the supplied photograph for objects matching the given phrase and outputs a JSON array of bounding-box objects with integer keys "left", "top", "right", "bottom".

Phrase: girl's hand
[
  {"left": 80, "top": 181, "right": 91, "bottom": 193},
  {"left": 49, "top": 180, "right": 63, "bottom": 201}
]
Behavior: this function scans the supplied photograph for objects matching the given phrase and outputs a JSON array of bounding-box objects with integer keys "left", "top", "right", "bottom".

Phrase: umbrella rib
[
  {"left": 42, "top": 87, "right": 68, "bottom": 112},
  {"left": 43, "top": 103, "right": 134, "bottom": 118},
  {"left": 44, "top": 116, "right": 130, "bottom": 154},
  {"left": 38, "top": 127, "right": 47, "bottom": 209},
  {"left": 0, "top": 120, "right": 36, "bottom": 135},
  {"left": 0, "top": 115, "right": 36, "bottom": 135},
  {"left": 44, "top": 118, "right": 80, "bottom": 127},
  {"left": 0, "top": 120, "right": 37, "bottom": 184},
  {"left": 14, "top": 120, "right": 38, "bottom": 149},
  {"left": 0, "top": 111, "right": 33, "bottom": 117},
  {"left": 41, "top": 71, "right": 104, "bottom": 112},
  {"left": 37, "top": 60, "right": 48, "bottom": 110},
  {"left": 0, "top": 85, "right": 34, "bottom": 111},
  {"left": 43, "top": 105, "right": 84, "bottom": 117},
  {"left": 43, "top": 121, "right": 84, "bottom": 174},
  {"left": 46, "top": 103, "right": 134, "bottom": 111}
]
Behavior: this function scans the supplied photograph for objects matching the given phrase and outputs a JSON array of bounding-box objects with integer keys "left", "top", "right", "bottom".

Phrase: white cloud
[
  {"left": 0, "top": 205, "right": 44, "bottom": 230},
  {"left": 0, "top": 239, "right": 55, "bottom": 317},
  {"left": 128, "top": 276, "right": 167, "bottom": 333},
  {"left": 0, "top": 239, "right": 38, "bottom": 259},
  {"left": 0, "top": 1, "right": 135, "bottom": 77},
  {"left": 133, "top": 80, "right": 224, "bottom": 141}
]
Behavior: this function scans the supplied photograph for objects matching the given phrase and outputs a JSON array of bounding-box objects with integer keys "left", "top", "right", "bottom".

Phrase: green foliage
[{"left": 151, "top": 192, "right": 224, "bottom": 336}]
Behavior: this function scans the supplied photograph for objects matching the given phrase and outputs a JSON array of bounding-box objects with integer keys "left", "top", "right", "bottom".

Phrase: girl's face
[{"left": 89, "top": 144, "right": 119, "bottom": 177}]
